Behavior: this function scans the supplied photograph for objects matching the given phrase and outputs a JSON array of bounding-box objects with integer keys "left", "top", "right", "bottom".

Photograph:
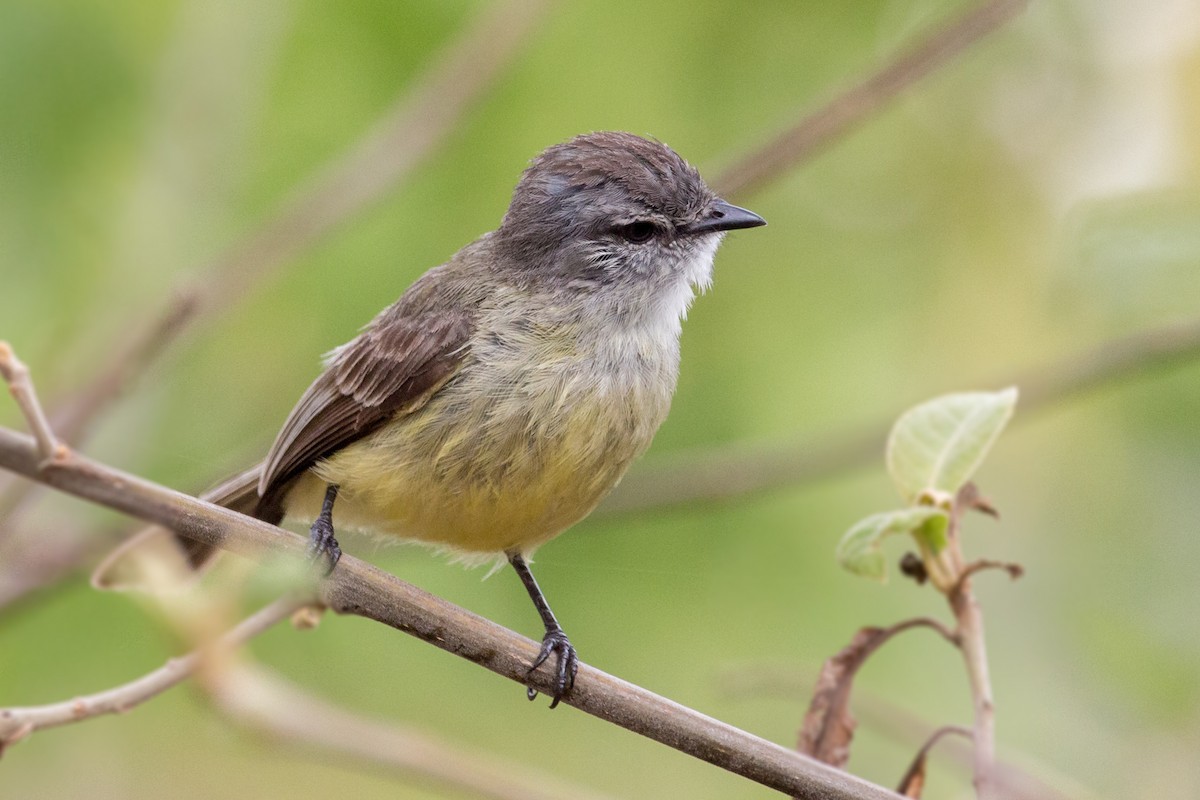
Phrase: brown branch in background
[
  {"left": 0, "top": 532, "right": 112, "bottom": 611},
  {"left": 895, "top": 725, "right": 974, "bottom": 798},
  {"left": 0, "top": 0, "right": 553, "bottom": 532},
  {"left": 0, "top": 424, "right": 901, "bottom": 800},
  {"left": 0, "top": 595, "right": 302, "bottom": 751},
  {"left": 714, "top": 0, "right": 1029, "bottom": 199},
  {"left": 601, "top": 314, "right": 1200, "bottom": 517},
  {"left": 213, "top": 664, "right": 622, "bottom": 800},
  {"left": 0, "top": 592, "right": 621, "bottom": 800}
]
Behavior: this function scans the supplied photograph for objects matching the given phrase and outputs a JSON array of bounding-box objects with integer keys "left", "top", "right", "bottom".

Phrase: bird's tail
[{"left": 90, "top": 462, "right": 266, "bottom": 591}]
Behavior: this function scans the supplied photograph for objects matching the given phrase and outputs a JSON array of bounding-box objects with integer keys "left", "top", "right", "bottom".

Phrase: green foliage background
[{"left": 3, "top": 1, "right": 1200, "bottom": 798}]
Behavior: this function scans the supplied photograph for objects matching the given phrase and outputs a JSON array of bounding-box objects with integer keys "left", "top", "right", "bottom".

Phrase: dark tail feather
[{"left": 91, "top": 461, "right": 268, "bottom": 591}]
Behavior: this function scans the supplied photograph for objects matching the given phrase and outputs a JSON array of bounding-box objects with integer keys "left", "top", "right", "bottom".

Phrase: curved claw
[
  {"left": 526, "top": 627, "right": 578, "bottom": 709},
  {"left": 306, "top": 515, "right": 342, "bottom": 577}
]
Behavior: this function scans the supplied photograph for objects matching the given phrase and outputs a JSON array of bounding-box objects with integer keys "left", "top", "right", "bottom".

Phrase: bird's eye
[{"left": 617, "top": 221, "right": 657, "bottom": 244}]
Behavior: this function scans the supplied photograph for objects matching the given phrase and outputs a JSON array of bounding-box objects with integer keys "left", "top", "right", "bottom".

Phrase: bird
[{"left": 96, "top": 131, "right": 765, "bottom": 707}]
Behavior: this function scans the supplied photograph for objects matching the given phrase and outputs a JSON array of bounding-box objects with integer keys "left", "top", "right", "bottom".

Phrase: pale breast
[{"left": 298, "top": 307, "right": 680, "bottom": 556}]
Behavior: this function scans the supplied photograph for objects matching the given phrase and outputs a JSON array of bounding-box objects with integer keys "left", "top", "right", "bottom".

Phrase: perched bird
[{"left": 97, "top": 131, "right": 765, "bottom": 706}]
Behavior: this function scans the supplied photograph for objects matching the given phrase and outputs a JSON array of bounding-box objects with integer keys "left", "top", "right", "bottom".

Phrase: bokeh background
[{"left": 3, "top": 1, "right": 1200, "bottom": 798}]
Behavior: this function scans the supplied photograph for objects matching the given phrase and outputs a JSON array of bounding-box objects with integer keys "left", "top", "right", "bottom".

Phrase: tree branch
[
  {"left": 0, "top": 343, "right": 61, "bottom": 463},
  {"left": 0, "top": 587, "right": 622, "bottom": 800},
  {"left": 0, "top": 424, "right": 900, "bottom": 800},
  {"left": 213, "top": 664, "right": 623, "bottom": 800},
  {"left": 0, "top": 595, "right": 302, "bottom": 750},
  {"left": 714, "top": 0, "right": 1029, "bottom": 199},
  {"left": 601, "top": 315, "right": 1200, "bottom": 517}
]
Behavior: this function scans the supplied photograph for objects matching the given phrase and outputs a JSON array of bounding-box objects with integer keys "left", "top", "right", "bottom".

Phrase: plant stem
[{"left": 949, "top": 577, "right": 996, "bottom": 797}]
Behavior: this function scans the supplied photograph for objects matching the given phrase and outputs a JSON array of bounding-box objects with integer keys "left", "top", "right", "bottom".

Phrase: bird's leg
[
  {"left": 306, "top": 484, "right": 342, "bottom": 575},
  {"left": 508, "top": 552, "right": 578, "bottom": 709}
]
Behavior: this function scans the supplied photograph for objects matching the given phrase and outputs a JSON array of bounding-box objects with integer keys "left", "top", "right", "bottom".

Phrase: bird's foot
[
  {"left": 305, "top": 515, "right": 341, "bottom": 576},
  {"left": 526, "top": 626, "right": 578, "bottom": 709}
]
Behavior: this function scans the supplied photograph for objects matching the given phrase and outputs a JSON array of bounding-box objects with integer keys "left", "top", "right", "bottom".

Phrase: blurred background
[{"left": 2, "top": 0, "right": 1199, "bottom": 798}]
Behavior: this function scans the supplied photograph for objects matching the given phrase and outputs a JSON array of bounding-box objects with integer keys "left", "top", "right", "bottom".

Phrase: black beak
[{"left": 681, "top": 200, "right": 766, "bottom": 235}]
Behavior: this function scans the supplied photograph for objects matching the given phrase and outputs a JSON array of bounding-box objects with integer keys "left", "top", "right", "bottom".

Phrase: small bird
[{"left": 98, "top": 131, "right": 765, "bottom": 707}]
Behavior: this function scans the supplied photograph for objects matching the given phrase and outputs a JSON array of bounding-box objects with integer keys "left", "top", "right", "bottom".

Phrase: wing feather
[{"left": 257, "top": 301, "right": 473, "bottom": 507}]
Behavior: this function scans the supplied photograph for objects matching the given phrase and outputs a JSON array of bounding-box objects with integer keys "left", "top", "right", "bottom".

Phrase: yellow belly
[{"left": 282, "top": 359, "right": 672, "bottom": 557}]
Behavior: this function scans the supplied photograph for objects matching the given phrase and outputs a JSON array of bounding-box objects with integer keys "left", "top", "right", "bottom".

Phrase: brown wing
[{"left": 256, "top": 305, "right": 473, "bottom": 519}]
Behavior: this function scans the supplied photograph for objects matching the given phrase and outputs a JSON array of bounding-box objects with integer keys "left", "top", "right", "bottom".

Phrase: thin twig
[
  {"left": 0, "top": 595, "right": 303, "bottom": 751},
  {"left": 213, "top": 664, "right": 622, "bottom": 800},
  {"left": 889, "top": 616, "right": 960, "bottom": 648},
  {"left": 0, "top": 590, "right": 621, "bottom": 800},
  {"left": 952, "top": 559, "right": 1024, "bottom": 593},
  {"left": 601, "top": 314, "right": 1200, "bottom": 517},
  {"left": 714, "top": 0, "right": 1029, "bottom": 199},
  {"left": 0, "top": 343, "right": 62, "bottom": 463},
  {"left": 0, "top": 425, "right": 900, "bottom": 800}
]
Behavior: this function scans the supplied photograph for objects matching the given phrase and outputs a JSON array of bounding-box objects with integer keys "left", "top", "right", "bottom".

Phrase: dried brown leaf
[
  {"left": 797, "top": 626, "right": 892, "bottom": 767},
  {"left": 896, "top": 750, "right": 927, "bottom": 797}
]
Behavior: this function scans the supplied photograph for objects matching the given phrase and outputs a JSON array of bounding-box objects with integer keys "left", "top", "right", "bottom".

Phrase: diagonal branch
[
  {"left": 601, "top": 315, "right": 1200, "bottom": 517},
  {"left": 0, "top": 590, "right": 622, "bottom": 800},
  {"left": 213, "top": 664, "right": 623, "bottom": 800},
  {"left": 0, "top": 424, "right": 900, "bottom": 800},
  {"left": 0, "top": 595, "right": 302, "bottom": 749},
  {"left": 714, "top": 0, "right": 1029, "bottom": 199}
]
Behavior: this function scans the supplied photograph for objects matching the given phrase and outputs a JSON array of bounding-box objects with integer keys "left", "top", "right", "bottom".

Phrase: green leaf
[
  {"left": 836, "top": 507, "right": 948, "bottom": 582},
  {"left": 886, "top": 387, "right": 1018, "bottom": 503},
  {"left": 913, "top": 510, "right": 948, "bottom": 554}
]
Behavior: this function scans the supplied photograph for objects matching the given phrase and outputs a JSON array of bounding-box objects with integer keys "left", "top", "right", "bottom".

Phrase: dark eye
[{"left": 617, "top": 221, "right": 657, "bottom": 244}]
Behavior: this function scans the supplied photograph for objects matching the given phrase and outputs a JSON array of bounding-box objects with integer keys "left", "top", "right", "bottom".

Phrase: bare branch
[
  {"left": 0, "top": 343, "right": 62, "bottom": 463},
  {"left": 0, "top": 531, "right": 111, "bottom": 612},
  {"left": 0, "top": 587, "right": 621, "bottom": 800},
  {"left": 213, "top": 664, "right": 623, "bottom": 800},
  {"left": 0, "top": 595, "right": 302, "bottom": 750},
  {"left": 601, "top": 315, "right": 1200, "bottom": 517},
  {"left": 714, "top": 0, "right": 1029, "bottom": 199},
  {"left": 0, "top": 425, "right": 900, "bottom": 800},
  {"left": 953, "top": 559, "right": 1024, "bottom": 593}
]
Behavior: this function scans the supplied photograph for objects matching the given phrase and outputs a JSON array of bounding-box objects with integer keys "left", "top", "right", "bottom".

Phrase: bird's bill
[{"left": 681, "top": 200, "right": 766, "bottom": 234}]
